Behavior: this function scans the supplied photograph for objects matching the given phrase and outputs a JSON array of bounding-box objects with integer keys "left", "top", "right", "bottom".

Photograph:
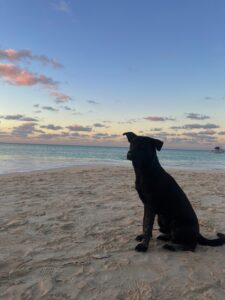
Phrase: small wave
[{"left": 1, "top": 143, "right": 225, "bottom": 174}]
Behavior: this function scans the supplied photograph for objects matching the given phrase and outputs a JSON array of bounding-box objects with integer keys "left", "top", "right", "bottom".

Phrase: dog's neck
[{"left": 133, "top": 155, "right": 163, "bottom": 178}]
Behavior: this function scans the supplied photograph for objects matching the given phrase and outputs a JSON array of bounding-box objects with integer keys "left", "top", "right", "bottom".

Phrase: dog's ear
[
  {"left": 123, "top": 132, "right": 137, "bottom": 143},
  {"left": 152, "top": 138, "right": 163, "bottom": 151}
]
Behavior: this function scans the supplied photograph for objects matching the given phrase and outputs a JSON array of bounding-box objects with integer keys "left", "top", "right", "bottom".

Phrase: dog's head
[{"left": 123, "top": 132, "right": 163, "bottom": 167}]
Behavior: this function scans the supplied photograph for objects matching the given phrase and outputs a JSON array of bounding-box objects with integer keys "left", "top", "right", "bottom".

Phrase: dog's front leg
[
  {"left": 135, "top": 204, "right": 149, "bottom": 241},
  {"left": 135, "top": 204, "right": 155, "bottom": 252}
]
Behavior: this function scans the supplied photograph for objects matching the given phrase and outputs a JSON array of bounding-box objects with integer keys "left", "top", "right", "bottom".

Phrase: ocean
[{"left": 0, "top": 143, "right": 225, "bottom": 174}]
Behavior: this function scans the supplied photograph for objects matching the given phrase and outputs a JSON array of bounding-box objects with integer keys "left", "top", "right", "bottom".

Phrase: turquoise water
[{"left": 0, "top": 143, "right": 225, "bottom": 174}]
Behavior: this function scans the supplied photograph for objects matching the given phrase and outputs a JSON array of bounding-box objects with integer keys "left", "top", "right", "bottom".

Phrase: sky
[{"left": 1, "top": 0, "right": 225, "bottom": 149}]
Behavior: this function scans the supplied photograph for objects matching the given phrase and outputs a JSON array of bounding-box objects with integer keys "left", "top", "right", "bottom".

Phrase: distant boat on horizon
[{"left": 211, "top": 146, "right": 225, "bottom": 153}]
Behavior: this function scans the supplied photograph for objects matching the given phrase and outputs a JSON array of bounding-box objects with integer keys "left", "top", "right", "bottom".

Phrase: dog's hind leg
[
  {"left": 163, "top": 225, "right": 198, "bottom": 252},
  {"left": 157, "top": 214, "right": 171, "bottom": 235},
  {"left": 163, "top": 244, "right": 176, "bottom": 251},
  {"left": 163, "top": 243, "right": 196, "bottom": 252},
  {"left": 157, "top": 234, "right": 171, "bottom": 241}
]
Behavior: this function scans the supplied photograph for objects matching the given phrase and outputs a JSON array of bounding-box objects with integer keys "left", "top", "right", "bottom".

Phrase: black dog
[{"left": 123, "top": 132, "right": 225, "bottom": 252}]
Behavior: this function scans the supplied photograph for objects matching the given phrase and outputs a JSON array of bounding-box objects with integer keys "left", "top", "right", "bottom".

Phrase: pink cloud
[
  {"left": 50, "top": 91, "right": 72, "bottom": 103},
  {"left": 0, "top": 48, "right": 62, "bottom": 68},
  {"left": 0, "top": 50, "right": 72, "bottom": 104},
  {"left": 0, "top": 63, "right": 57, "bottom": 87}
]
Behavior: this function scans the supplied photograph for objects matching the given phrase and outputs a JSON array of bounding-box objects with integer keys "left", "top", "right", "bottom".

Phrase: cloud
[
  {"left": 0, "top": 130, "right": 9, "bottom": 137},
  {"left": 34, "top": 129, "right": 45, "bottom": 134},
  {"left": 0, "top": 63, "right": 57, "bottom": 87},
  {"left": 92, "top": 133, "right": 108, "bottom": 139},
  {"left": 40, "top": 124, "right": 63, "bottom": 131},
  {"left": 87, "top": 100, "right": 99, "bottom": 105},
  {"left": 144, "top": 116, "right": 175, "bottom": 122},
  {"left": 70, "top": 132, "right": 88, "bottom": 138},
  {"left": 37, "top": 132, "right": 69, "bottom": 139},
  {"left": 53, "top": 1, "right": 70, "bottom": 13},
  {"left": 182, "top": 131, "right": 217, "bottom": 141},
  {"left": 33, "top": 104, "right": 39, "bottom": 108},
  {"left": 145, "top": 129, "right": 221, "bottom": 146},
  {"left": 198, "top": 130, "right": 216, "bottom": 135},
  {"left": 184, "top": 123, "right": 219, "bottom": 130},
  {"left": 150, "top": 128, "right": 162, "bottom": 132},
  {"left": 36, "top": 132, "right": 90, "bottom": 140},
  {"left": 42, "top": 106, "right": 59, "bottom": 112},
  {"left": 170, "top": 123, "right": 219, "bottom": 130},
  {"left": 91, "top": 133, "right": 120, "bottom": 139},
  {"left": 0, "top": 48, "right": 62, "bottom": 68},
  {"left": 0, "top": 114, "right": 23, "bottom": 120},
  {"left": 0, "top": 54, "right": 70, "bottom": 106},
  {"left": 107, "top": 134, "right": 120, "bottom": 139},
  {"left": 66, "top": 125, "right": 92, "bottom": 132},
  {"left": 50, "top": 91, "right": 72, "bottom": 103},
  {"left": 170, "top": 126, "right": 184, "bottom": 130},
  {"left": 61, "top": 106, "right": 73, "bottom": 111},
  {"left": 186, "top": 113, "right": 210, "bottom": 120},
  {"left": 11, "top": 122, "right": 37, "bottom": 137},
  {"left": 93, "top": 123, "right": 107, "bottom": 128},
  {"left": 204, "top": 96, "right": 214, "bottom": 100},
  {"left": 152, "top": 131, "right": 218, "bottom": 146},
  {"left": 203, "top": 96, "right": 225, "bottom": 101},
  {"left": 218, "top": 131, "right": 225, "bottom": 135},
  {"left": 151, "top": 132, "right": 177, "bottom": 138},
  {"left": 0, "top": 50, "right": 72, "bottom": 109},
  {"left": 118, "top": 118, "right": 138, "bottom": 124},
  {"left": 0, "top": 114, "right": 38, "bottom": 122},
  {"left": 21, "top": 117, "right": 38, "bottom": 121}
]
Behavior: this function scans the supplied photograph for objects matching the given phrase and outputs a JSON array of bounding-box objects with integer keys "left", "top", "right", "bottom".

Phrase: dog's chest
[
  {"left": 135, "top": 179, "right": 155, "bottom": 204},
  {"left": 135, "top": 176, "right": 165, "bottom": 211}
]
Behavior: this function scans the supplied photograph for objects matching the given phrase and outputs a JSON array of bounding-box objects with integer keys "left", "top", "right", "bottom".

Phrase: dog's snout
[{"left": 127, "top": 151, "right": 132, "bottom": 160}]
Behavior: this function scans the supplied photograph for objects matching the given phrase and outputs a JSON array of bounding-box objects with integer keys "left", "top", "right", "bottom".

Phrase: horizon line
[{"left": 0, "top": 141, "right": 214, "bottom": 151}]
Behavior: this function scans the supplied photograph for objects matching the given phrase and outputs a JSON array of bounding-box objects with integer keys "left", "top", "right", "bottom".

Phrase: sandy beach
[{"left": 0, "top": 166, "right": 225, "bottom": 299}]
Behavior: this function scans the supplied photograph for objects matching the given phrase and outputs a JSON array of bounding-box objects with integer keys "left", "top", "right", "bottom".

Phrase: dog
[{"left": 123, "top": 131, "right": 225, "bottom": 252}]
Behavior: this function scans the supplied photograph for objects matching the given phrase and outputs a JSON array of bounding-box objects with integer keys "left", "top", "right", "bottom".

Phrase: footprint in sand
[
  {"left": 38, "top": 266, "right": 58, "bottom": 279},
  {"left": 61, "top": 223, "right": 74, "bottom": 231}
]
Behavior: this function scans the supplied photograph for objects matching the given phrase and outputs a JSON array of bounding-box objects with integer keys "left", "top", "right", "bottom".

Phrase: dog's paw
[
  {"left": 135, "top": 234, "right": 144, "bottom": 241},
  {"left": 163, "top": 244, "right": 176, "bottom": 251},
  {"left": 135, "top": 243, "right": 148, "bottom": 252},
  {"left": 217, "top": 232, "right": 225, "bottom": 239}
]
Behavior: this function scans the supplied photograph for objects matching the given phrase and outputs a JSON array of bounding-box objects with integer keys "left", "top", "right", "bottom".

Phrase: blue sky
[{"left": 1, "top": 0, "right": 225, "bottom": 148}]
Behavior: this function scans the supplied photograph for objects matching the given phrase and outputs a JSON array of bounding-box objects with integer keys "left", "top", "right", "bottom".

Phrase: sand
[{"left": 0, "top": 166, "right": 225, "bottom": 300}]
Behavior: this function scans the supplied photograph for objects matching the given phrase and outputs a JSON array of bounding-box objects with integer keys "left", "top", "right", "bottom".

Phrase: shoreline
[
  {"left": 1, "top": 162, "right": 225, "bottom": 177},
  {"left": 1, "top": 144, "right": 225, "bottom": 176},
  {"left": 0, "top": 165, "right": 225, "bottom": 299}
]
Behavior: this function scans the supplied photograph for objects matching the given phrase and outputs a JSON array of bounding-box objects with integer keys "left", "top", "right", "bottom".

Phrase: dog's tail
[{"left": 198, "top": 233, "right": 225, "bottom": 246}]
